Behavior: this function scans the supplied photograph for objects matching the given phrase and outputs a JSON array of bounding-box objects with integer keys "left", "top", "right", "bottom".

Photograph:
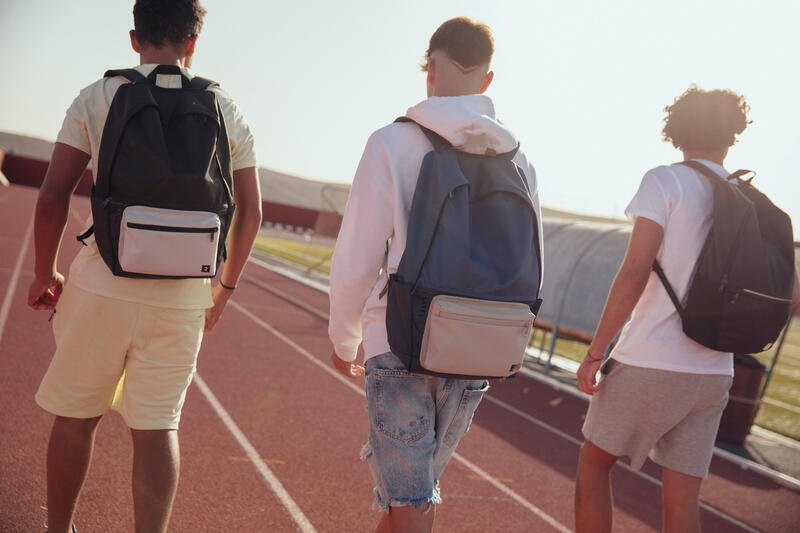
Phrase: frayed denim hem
[{"left": 371, "top": 486, "right": 442, "bottom": 514}]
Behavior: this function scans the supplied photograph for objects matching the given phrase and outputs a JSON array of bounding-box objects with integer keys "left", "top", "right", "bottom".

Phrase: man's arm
[
  {"left": 328, "top": 133, "right": 394, "bottom": 376},
  {"left": 28, "top": 143, "right": 90, "bottom": 310},
  {"left": 204, "top": 166, "right": 262, "bottom": 331},
  {"left": 576, "top": 217, "right": 664, "bottom": 394}
]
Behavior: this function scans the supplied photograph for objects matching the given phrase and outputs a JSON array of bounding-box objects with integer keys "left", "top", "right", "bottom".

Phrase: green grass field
[
  {"left": 256, "top": 235, "right": 800, "bottom": 441},
  {"left": 254, "top": 235, "right": 332, "bottom": 274}
]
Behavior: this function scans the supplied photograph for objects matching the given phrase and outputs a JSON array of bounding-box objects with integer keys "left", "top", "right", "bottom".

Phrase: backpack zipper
[
  {"left": 739, "top": 288, "right": 792, "bottom": 304},
  {"left": 436, "top": 309, "right": 532, "bottom": 327},
  {"left": 126, "top": 222, "right": 219, "bottom": 233},
  {"left": 126, "top": 222, "right": 219, "bottom": 241}
]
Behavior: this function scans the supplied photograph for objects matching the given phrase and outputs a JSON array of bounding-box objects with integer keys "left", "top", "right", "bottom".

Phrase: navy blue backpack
[{"left": 386, "top": 118, "right": 543, "bottom": 379}]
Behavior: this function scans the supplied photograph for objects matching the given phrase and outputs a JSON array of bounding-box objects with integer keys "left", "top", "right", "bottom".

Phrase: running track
[{"left": 1, "top": 184, "right": 798, "bottom": 532}]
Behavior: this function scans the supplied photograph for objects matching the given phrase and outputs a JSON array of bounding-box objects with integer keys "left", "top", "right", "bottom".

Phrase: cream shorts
[
  {"left": 582, "top": 359, "right": 732, "bottom": 478},
  {"left": 36, "top": 284, "right": 205, "bottom": 430}
]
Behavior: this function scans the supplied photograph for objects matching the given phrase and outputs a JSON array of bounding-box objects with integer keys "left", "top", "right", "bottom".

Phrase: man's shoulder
[
  {"left": 359, "top": 120, "right": 429, "bottom": 160},
  {"left": 642, "top": 164, "right": 682, "bottom": 184},
  {"left": 74, "top": 74, "right": 117, "bottom": 98},
  {"left": 370, "top": 120, "right": 423, "bottom": 142}
]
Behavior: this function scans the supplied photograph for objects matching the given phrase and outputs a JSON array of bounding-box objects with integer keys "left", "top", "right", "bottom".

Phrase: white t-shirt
[
  {"left": 610, "top": 159, "right": 734, "bottom": 376},
  {"left": 57, "top": 64, "right": 257, "bottom": 309}
]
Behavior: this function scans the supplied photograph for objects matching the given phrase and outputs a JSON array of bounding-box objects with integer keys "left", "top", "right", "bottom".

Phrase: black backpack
[
  {"left": 653, "top": 160, "right": 794, "bottom": 353},
  {"left": 78, "top": 65, "right": 235, "bottom": 279}
]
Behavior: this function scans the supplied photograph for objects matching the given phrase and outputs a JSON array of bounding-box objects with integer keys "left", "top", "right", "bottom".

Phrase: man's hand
[
  {"left": 28, "top": 272, "right": 65, "bottom": 310},
  {"left": 577, "top": 352, "right": 604, "bottom": 395},
  {"left": 205, "top": 284, "right": 233, "bottom": 331},
  {"left": 331, "top": 350, "right": 365, "bottom": 378}
]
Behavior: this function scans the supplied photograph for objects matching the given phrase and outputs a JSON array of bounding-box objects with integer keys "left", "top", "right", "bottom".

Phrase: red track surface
[{"left": 1, "top": 183, "right": 798, "bottom": 532}]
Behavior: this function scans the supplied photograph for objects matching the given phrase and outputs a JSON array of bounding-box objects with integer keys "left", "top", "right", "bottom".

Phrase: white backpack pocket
[
  {"left": 118, "top": 206, "right": 221, "bottom": 277},
  {"left": 419, "top": 295, "right": 534, "bottom": 378}
]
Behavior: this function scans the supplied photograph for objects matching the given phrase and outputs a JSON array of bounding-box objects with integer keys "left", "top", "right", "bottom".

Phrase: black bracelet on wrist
[{"left": 219, "top": 280, "right": 236, "bottom": 291}]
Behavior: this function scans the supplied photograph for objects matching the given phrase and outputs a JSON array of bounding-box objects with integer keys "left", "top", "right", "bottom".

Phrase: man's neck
[
  {"left": 683, "top": 148, "right": 728, "bottom": 167},
  {"left": 138, "top": 52, "right": 187, "bottom": 68}
]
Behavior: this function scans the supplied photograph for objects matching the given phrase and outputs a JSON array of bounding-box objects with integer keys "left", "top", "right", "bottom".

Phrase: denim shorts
[{"left": 361, "top": 352, "right": 489, "bottom": 512}]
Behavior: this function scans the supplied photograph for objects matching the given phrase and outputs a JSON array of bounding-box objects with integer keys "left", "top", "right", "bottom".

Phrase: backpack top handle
[{"left": 104, "top": 66, "right": 219, "bottom": 92}]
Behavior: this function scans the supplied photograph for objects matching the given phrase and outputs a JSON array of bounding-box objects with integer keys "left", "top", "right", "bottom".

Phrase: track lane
[
  {"left": 2, "top": 183, "right": 798, "bottom": 532},
  {"left": 0, "top": 187, "right": 301, "bottom": 532},
  {"left": 238, "top": 258, "right": 799, "bottom": 532}
]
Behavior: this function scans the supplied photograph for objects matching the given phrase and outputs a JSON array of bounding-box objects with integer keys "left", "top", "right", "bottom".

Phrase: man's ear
[
  {"left": 426, "top": 57, "right": 436, "bottom": 96},
  {"left": 480, "top": 70, "right": 494, "bottom": 94},
  {"left": 185, "top": 34, "right": 198, "bottom": 58},
  {"left": 129, "top": 29, "right": 141, "bottom": 54}
]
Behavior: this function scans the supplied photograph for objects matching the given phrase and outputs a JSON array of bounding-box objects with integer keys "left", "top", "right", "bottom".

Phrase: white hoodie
[{"left": 328, "top": 94, "right": 542, "bottom": 363}]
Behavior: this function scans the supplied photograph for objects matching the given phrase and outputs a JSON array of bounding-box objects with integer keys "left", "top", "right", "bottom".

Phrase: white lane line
[
  {"left": 68, "top": 206, "right": 85, "bottom": 226},
  {"left": 483, "top": 396, "right": 582, "bottom": 446},
  {"left": 229, "top": 300, "right": 571, "bottom": 533},
  {"left": 249, "top": 255, "right": 331, "bottom": 293},
  {"left": 244, "top": 277, "right": 329, "bottom": 322},
  {"left": 0, "top": 214, "right": 34, "bottom": 345},
  {"left": 484, "top": 396, "right": 761, "bottom": 533},
  {"left": 229, "top": 301, "right": 369, "bottom": 397},
  {"left": 193, "top": 373, "right": 317, "bottom": 533},
  {"left": 453, "top": 452, "right": 572, "bottom": 533},
  {"left": 244, "top": 259, "right": 772, "bottom": 531}
]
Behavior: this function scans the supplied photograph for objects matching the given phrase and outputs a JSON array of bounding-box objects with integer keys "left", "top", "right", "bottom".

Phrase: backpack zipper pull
[{"left": 718, "top": 274, "right": 729, "bottom": 293}]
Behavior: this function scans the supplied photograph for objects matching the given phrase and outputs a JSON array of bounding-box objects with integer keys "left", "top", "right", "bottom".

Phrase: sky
[{"left": 1, "top": 0, "right": 799, "bottom": 233}]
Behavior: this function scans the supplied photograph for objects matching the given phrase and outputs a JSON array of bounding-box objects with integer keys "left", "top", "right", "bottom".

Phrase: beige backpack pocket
[
  {"left": 118, "top": 206, "right": 221, "bottom": 277},
  {"left": 419, "top": 295, "right": 535, "bottom": 378}
]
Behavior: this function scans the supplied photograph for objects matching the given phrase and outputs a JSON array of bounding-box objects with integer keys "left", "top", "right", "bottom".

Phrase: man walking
[
  {"left": 574, "top": 86, "right": 799, "bottom": 533},
  {"left": 28, "top": 2, "right": 262, "bottom": 531},
  {"left": 328, "top": 17, "right": 542, "bottom": 532}
]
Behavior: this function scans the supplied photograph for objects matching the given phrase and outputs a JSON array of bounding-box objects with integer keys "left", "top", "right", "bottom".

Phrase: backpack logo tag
[{"left": 201, "top": 265, "right": 211, "bottom": 273}]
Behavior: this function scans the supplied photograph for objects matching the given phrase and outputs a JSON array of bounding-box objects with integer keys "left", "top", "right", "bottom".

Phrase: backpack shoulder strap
[
  {"left": 190, "top": 76, "right": 219, "bottom": 91},
  {"left": 494, "top": 144, "right": 520, "bottom": 160},
  {"left": 679, "top": 160, "right": 754, "bottom": 185},
  {"left": 652, "top": 260, "right": 686, "bottom": 319},
  {"left": 394, "top": 116, "right": 450, "bottom": 152},
  {"left": 104, "top": 68, "right": 148, "bottom": 84}
]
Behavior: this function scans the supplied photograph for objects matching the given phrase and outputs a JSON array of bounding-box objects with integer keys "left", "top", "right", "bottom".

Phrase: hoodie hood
[{"left": 405, "top": 94, "right": 518, "bottom": 155}]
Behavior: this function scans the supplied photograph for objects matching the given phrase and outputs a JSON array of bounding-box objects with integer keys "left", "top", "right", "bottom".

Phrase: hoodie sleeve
[
  {"left": 528, "top": 162, "right": 544, "bottom": 284},
  {"left": 328, "top": 132, "right": 394, "bottom": 362},
  {"left": 514, "top": 153, "right": 544, "bottom": 284}
]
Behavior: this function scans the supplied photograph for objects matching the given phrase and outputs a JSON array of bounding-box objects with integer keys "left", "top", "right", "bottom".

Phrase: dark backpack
[
  {"left": 385, "top": 118, "right": 543, "bottom": 379},
  {"left": 653, "top": 160, "right": 794, "bottom": 353},
  {"left": 78, "top": 65, "right": 235, "bottom": 279}
]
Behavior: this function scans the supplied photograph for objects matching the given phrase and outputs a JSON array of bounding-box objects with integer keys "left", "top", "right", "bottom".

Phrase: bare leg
[
  {"left": 575, "top": 440, "right": 618, "bottom": 533},
  {"left": 661, "top": 466, "right": 702, "bottom": 533},
  {"left": 374, "top": 504, "right": 436, "bottom": 533},
  {"left": 46, "top": 415, "right": 103, "bottom": 533},
  {"left": 375, "top": 512, "right": 391, "bottom": 533},
  {"left": 131, "top": 429, "right": 180, "bottom": 533}
]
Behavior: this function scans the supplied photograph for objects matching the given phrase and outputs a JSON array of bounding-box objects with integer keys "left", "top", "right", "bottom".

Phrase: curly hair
[
  {"left": 133, "top": 0, "right": 206, "bottom": 47},
  {"left": 662, "top": 85, "right": 751, "bottom": 151},
  {"left": 421, "top": 17, "right": 494, "bottom": 72}
]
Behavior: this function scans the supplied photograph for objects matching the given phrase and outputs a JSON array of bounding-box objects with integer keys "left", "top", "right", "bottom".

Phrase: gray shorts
[{"left": 582, "top": 359, "right": 732, "bottom": 478}]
